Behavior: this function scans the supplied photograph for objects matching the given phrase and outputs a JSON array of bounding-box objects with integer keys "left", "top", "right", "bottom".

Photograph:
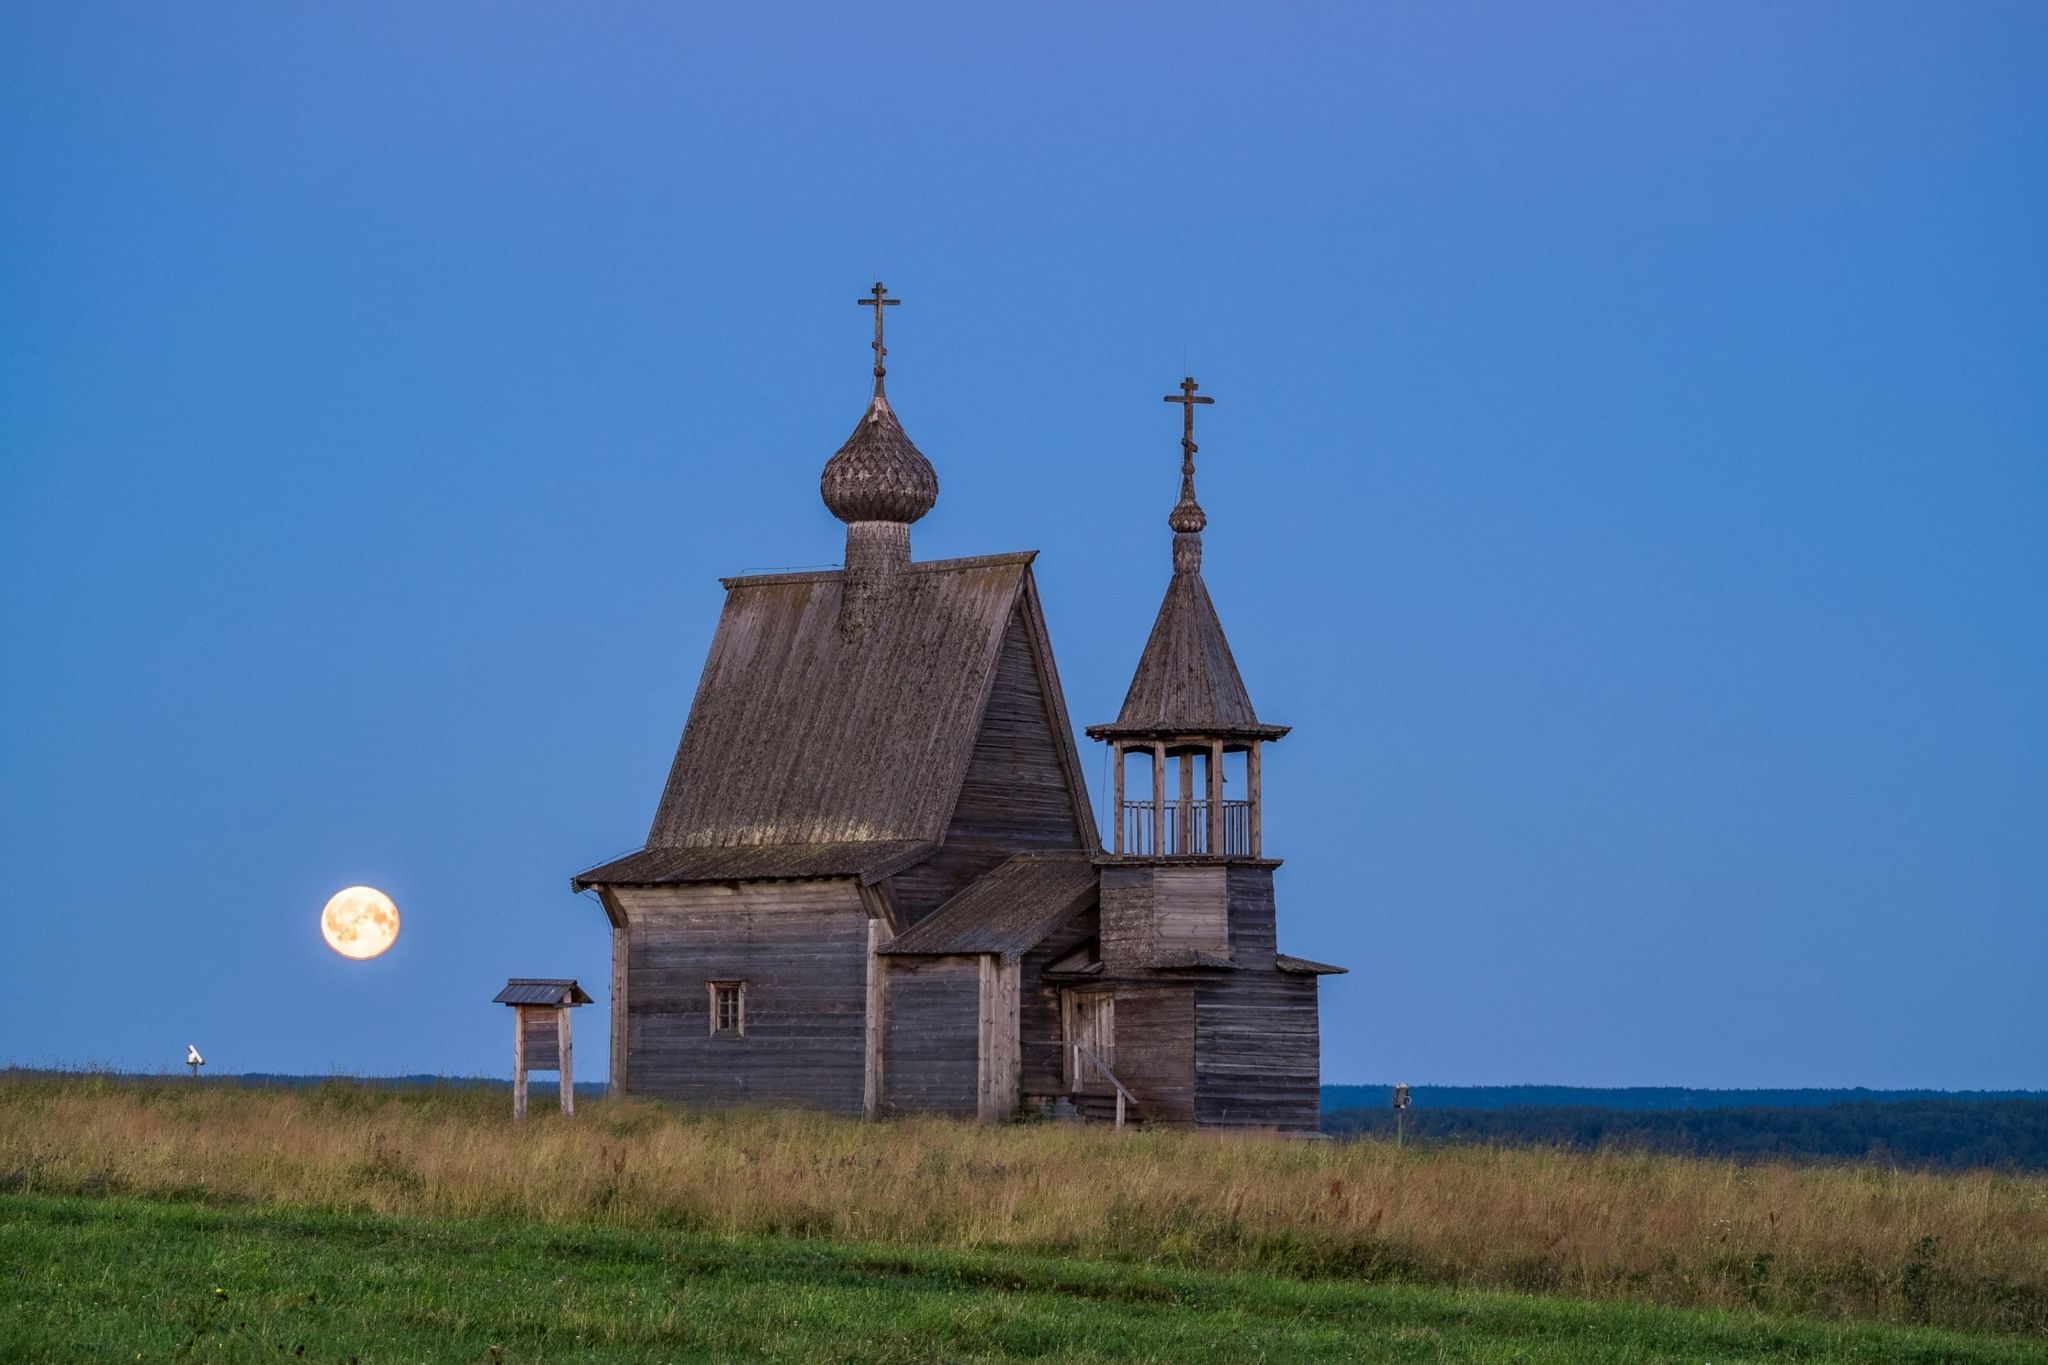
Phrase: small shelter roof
[
  {"left": 492, "top": 979, "right": 594, "bottom": 1006},
  {"left": 878, "top": 851, "right": 1097, "bottom": 961},
  {"left": 1275, "top": 953, "right": 1348, "bottom": 975}
]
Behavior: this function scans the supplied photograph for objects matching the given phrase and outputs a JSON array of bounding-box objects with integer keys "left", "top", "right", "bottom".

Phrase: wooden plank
[
  {"left": 1196, "top": 740, "right": 1212, "bottom": 859},
  {"left": 1248, "top": 742, "right": 1262, "bottom": 857},
  {"left": 515, "top": 1009, "right": 531, "bottom": 1117},
  {"left": 1112, "top": 742, "right": 1125, "bottom": 854},
  {"left": 559, "top": 1008, "right": 574, "bottom": 1117},
  {"left": 977, "top": 954, "right": 996, "bottom": 1122},
  {"left": 1151, "top": 746, "right": 1165, "bottom": 858},
  {"left": 609, "top": 921, "right": 628, "bottom": 1095},
  {"left": 864, "top": 916, "right": 885, "bottom": 1117}
]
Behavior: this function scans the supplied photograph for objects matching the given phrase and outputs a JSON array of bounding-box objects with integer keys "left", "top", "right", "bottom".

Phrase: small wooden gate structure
[{"left": 493, "top": 978, "right": 593, "bottom": 1119}]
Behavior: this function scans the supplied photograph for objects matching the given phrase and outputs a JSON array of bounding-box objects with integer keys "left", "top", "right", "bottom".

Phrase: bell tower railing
[
  {"left": 1106, "top": 739, "right": 1264, "bottom": 858},
  {"left": 1119, "top": 800, "right": 1251, "bottom": 856}
]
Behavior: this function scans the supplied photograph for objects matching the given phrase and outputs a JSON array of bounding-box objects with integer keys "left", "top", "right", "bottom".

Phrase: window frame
[{"left": 707, "top": 980, "right": 747, "bottom": 1037}]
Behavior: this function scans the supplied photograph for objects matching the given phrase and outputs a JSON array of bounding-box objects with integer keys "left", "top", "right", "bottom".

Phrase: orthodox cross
[
  {"left": 858, "top": 282, "right": 899, "bottom": 392},
  {"left": 1163, "top": 376, "right": 1215, "bottom": 476}
]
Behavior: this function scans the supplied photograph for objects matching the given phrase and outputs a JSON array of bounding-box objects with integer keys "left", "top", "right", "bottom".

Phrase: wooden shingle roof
[
  {"left": 878, "top": 852, "right": 1097, "bottom": 961},
  {"left": 573, "top": 552, "right": 1054, "bottom": 890},
  {"left": 1088, "top": 569, "right": 1288, "bottom": 742},
  {"left": 492, "top": 979, "right": 594, "bottom": 1006},
  {"left": 571, "top": 840, "right": 933, "bottom": 892}
]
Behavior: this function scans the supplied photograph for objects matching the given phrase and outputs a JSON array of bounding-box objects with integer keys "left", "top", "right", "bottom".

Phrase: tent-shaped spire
[{"left": 1087, "top": 378, "right": 1287, "bottom": 743}]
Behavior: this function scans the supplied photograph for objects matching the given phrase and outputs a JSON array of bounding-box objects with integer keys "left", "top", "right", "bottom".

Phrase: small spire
[
  {"left": 858, "top": 281, "right": 899, "bottom": 396},
  {"left": 1163, "top": 376, "right": 1215, "bottom": 568}
]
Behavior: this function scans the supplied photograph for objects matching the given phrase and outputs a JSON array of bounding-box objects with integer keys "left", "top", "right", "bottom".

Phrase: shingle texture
[
  {"left": 492, "top": 979, "right": 595, "bottom": 1006},
  {"left": 1088, "top": 570, "right": 1287, "bottom": 740},
  {"left": 571, "top": 841, "right": 932, "bottom": 892},
  {"left": 820, "top": 394, "right": 938, "bottom": 525},
  {"left": 573, "top": 553, "right": 1042, "bottom": 891},
  {"left": 879, "top": 852, "right": 1097, "bottom": 960}
]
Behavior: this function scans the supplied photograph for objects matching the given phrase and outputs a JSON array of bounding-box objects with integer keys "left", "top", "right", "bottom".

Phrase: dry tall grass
[{"left": 4, "top": 1073, "right": 2044, "bottom": 1335}]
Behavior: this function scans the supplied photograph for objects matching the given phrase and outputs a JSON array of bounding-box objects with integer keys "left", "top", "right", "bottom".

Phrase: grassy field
[
  {"left": 4, "top": 1073, "right": 2046, "bottom": 1357},
  {"left": 6, "top": 1193, "right": 2045, "bottom": 1363}
]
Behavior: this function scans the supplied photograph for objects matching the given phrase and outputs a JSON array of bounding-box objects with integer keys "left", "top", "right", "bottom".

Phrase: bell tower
[{"left": 1086, "top": 378, "right": 1289, "bottom": 971}]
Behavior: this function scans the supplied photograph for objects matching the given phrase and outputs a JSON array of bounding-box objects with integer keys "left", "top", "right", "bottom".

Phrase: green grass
[{"left": 5, "top": 1194, "right": 2043, "bottom": 1364}]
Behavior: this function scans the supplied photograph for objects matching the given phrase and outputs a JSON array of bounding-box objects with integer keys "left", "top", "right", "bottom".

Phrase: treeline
[
  {"left": 1320, "top": 1084, "right": 2046, "bottom": 1113},
  {"left": 1322, "top": 1097, "right": 2048, "bottom": 1171}
]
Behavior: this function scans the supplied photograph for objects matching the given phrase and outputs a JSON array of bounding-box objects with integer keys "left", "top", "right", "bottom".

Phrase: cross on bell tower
[{"left": 1086, "top": 376, "right": 1288, "bottom": 866}]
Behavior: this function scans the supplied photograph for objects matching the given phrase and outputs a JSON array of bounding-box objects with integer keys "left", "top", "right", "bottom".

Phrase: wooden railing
[
  {"left": 1118, "top": 799, "right": 1251, "bottom": 856},
  {"left": 1070, "top": 1041, "right": 1136, "bottom": 1130}
]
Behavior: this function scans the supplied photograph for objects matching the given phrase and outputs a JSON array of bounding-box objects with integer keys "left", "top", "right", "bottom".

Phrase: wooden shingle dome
[{"left": 820, "top": 393, "right": 938, "bottom": 525}]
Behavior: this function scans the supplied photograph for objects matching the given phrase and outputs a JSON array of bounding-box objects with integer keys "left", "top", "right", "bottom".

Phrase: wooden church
[{"left": 572, "top": 286, "right": 1342, "bottom": 1130}]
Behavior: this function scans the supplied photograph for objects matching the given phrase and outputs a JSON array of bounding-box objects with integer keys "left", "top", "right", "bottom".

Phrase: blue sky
[{"left": 3, "top": 4, "right": 2042, "bottom": 1087}]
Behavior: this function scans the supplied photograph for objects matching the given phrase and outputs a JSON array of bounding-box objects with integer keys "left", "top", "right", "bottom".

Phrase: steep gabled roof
[
  {"left": 1088, "top": 569, "right": 1285, "bottom": 741},
  {"left": 878, "top": 852, "right": 1096, "bottom": 961},
  {"left": 573, "top": 551, "right": 1092, "bottom": 890}
]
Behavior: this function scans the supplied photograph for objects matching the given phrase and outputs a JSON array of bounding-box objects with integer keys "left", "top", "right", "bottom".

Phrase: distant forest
[
  {"left": 1320, "top": 1085, "right": 2047, "bottom": 1112},
  {"left": 1321, "top": 1094, "right": 2048, "bottom": 1172}
]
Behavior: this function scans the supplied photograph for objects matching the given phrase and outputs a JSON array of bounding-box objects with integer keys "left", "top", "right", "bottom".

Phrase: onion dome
[{"left": 820, "top": 393, "right": 938, "bottom": 525}]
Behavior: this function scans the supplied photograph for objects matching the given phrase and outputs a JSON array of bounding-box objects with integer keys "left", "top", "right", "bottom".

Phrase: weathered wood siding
[
  {"left": 977, "top": 955, "right": 1021, "bottom": 1121},
  {"left": 1018, "top": 906, "right": 1098, "bottom": 1102},
  {"left": 889, "top": 608, "right": 1089, "bottom": 925},
  {"left": 1108, "top": 982, "right": 1196, "bottom": 1125},
  {"left": 1155, "top": 866, "right": 1229, "bottom": 956},
  {"left": 1097, "top": 866, "right": 1152, "bottom": 971},
  {"left": 613, "top": 879, "right": 868, "bottom": 1114},
  {"left": 1225, "top": 866, "right": 1278, "bottom": 969},
  {"left": 882, "top": 956, "right": 980, "bottom": 1116},
  {"left": 520, "top": 1009, "right": 562, "bottom": 1070},
  {"left": 1194, "top": 971, "right": 1321, "bottom": 1131}
]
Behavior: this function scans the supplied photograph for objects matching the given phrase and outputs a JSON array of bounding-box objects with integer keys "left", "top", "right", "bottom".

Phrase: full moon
[{"left": 320, "top": 886, "right": 400, "bottom": 960}]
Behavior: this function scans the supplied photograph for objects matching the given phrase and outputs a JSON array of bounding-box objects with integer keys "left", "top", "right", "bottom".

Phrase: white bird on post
[{"left": 186, "top": 1044, "right": 205, "bottom": 1080}]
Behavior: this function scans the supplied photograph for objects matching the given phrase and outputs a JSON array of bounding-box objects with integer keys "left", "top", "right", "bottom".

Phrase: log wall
[
  {"left": 1194, "top": 971, "right": 1321, "bottom": 1131},
  {"left": 613, "top": 879, "right": 868, "bottom": 1114},
  {"left": 882, "top": 956, "right": 980, "bottom": 1116}
]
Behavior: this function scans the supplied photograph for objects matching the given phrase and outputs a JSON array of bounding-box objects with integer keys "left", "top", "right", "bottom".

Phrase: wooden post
[
  {"left": 1248, "top": 742, "right": 1263, "bottom": 857},
  {"left": 1151, "top": 745, "right": 1165, "bottom": 857},
  {"left": 863, "top": 918, "right": 886, "bottom": 1118},
  {"left": 1115, "top": 1088, "right": 1126, "bottom": 1131},
  {"left": 1112, "top": 745, "right": 1125, "bottom": 854},
  {"left": 977, "top": 955, "right": 1000, "bottom": 1123},
  {"left": 512, "top": 1005, "right": 528, "bottom": 1122},
  {"left": 608, "top": 917, "right": 628, "bottom": 1097},
  {"left": 558, "top": 1007, "right": 574, "bottom": 1117},
  {"left": 1177, "top": 749, "right": 1195, "bottom": 854},
  {"left": 1207, "top": 739, "right": 1224, "bottom": 855}
]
